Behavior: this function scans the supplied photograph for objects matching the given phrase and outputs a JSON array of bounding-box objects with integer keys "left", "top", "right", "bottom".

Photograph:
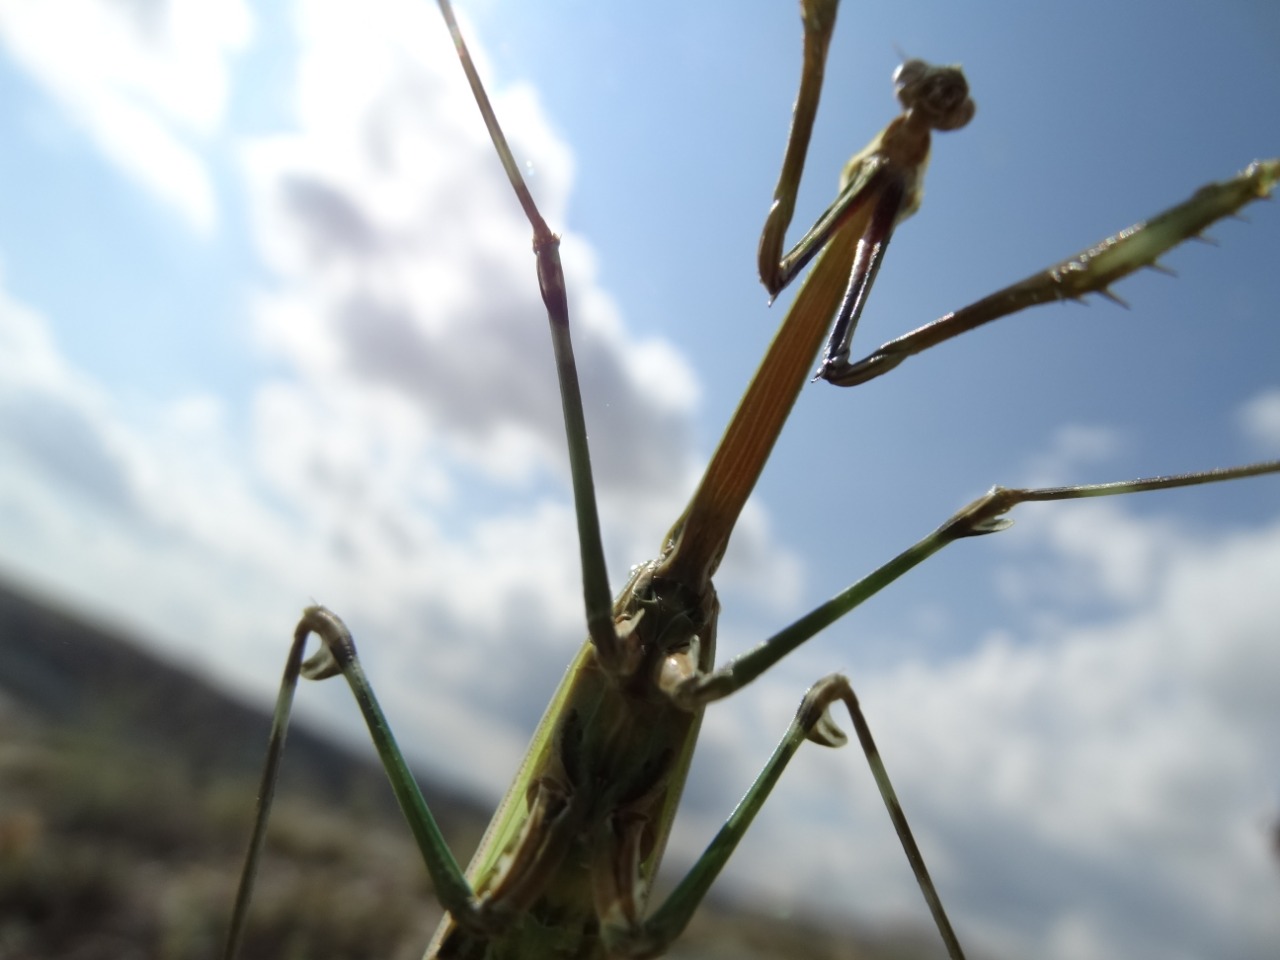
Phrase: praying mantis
[{"left": 223, "top": 1, "right": 1280, "bottom": 958}]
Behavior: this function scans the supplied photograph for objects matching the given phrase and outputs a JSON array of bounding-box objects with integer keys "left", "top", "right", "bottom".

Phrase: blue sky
[{"left": 1, "top": 1, "right": 1279, "bottom": 958}]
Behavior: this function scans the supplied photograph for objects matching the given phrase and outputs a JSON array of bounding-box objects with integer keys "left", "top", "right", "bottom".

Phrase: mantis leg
[
  {"left": 599, "top": 674, "right": 966, "bottom": 960},
  {"left": 758, "top": 0, "right": 841, "bottom": 297},
  {"left": 835, "top": 159, "right": 1280, "bottom": 387},
  {"left": 224, "top": 606, "right": 487, "bottom": 959},
  {"left": 436, "top": 0, "right": 620, "bottom": 668},
  {"left": 676, "top": 461, "right": 1280, "bottom": 709}
]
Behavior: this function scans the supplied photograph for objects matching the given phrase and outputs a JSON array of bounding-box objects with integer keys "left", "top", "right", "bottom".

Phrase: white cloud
[
  {"left": 997, "top": 499, "right": 1181, "bottom": 608},
  {"left": 0, "top": 0, "right": 253, "bottom": 229},
  {"left": 0, "top": 0, "right": 802, "bottom": 801},
  {"left": 689, "top": 486, "right": 1280, "bottom": 960},
  {"left": 236, "top": 0, "right": 785, "bottom": 628},
  {"left": 224, "top": 0, "right": 779, "bottom": 783},
  {"left": 1023, "top": 423, "right": 1126, "bottom": 486},
  {"left": 0, "top": 267, "right": 296, "bottom": 669},
  {"left": 0, "top": 269, "right": 145, "bottom": 524},
  {"left": 1237, "top": 388, "right": 1280, "bottom": 453}
]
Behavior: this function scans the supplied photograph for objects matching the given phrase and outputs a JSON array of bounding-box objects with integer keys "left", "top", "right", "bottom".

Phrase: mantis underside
[{"left": 223, "top": 2, "right": 1280, "bottom": 958}]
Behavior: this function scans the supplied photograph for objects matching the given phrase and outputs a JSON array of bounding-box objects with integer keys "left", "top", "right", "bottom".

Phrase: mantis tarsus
[{"left": 224, "top": 1, "right": 1280, "bottom": 958}]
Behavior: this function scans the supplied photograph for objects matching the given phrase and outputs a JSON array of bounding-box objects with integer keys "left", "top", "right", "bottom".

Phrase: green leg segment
[
  {"left": 603, "top": 674, "right": 966, "bottom": 960},
  {"left": 223, "top": 606, "right": 483, "bottom": 960},
  {"left": 677, "top": 461, "right": 1280, "bottom": 708}
]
